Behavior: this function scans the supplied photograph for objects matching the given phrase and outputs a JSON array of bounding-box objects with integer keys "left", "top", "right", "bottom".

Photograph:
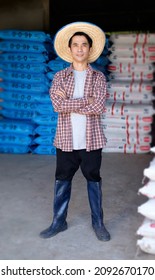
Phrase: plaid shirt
[{"left": 49, "top": 64, "right": 107, "bottom": 152}]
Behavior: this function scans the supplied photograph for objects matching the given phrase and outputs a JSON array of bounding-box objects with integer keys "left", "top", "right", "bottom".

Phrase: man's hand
[
  {"left": 56, "top": 89, "right": 66, "bottom": 99},
  {"left": 88, "top": 97, "right": 95, "bottom": 104}
]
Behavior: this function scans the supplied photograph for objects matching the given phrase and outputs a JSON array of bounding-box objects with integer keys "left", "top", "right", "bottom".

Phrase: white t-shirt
[{"left": 71, "top": 70, "right": 86, "bottom": 150}]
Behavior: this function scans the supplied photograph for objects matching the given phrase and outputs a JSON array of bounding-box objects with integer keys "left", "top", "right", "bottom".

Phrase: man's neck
[{"left": 72, "top": 61, "right": 88, "bottom": 71}]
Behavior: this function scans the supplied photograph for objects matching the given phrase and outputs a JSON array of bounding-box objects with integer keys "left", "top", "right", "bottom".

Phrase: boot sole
[
  {"left": 39, "top": 224, "right": 67, "bottom": 239},
  {"left": 93, "top": 228, "right": 111, "bottom": 242}
]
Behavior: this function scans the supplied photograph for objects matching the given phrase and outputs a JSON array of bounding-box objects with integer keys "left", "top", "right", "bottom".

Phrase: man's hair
[{"left": 68, "top": 32, "right": 93, "bottom": 48}]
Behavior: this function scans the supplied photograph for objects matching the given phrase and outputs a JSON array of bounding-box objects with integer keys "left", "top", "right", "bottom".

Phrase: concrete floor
[{"left": 0, "top": 152, "right": 155, "bottom": 260}]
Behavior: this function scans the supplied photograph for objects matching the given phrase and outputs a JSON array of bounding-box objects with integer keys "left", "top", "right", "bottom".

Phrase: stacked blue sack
[
  {"left": 0, "top": 29, "right": 55, "bottom": 153},
  {"left": 0, "top": 118, "right": 35, "bottom": 154},
  {"left": 31, "top": 102, "right": 58, "bottom": 155}
]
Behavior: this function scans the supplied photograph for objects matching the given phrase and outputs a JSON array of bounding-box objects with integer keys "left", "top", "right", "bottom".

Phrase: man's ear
[{"left": 89, "top": 46, "right": 93, "bottom": 54}]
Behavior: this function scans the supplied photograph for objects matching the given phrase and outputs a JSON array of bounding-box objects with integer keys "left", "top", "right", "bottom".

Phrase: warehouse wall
[{"left": 0, "top": 0, "right": 49, "bottom": 31}]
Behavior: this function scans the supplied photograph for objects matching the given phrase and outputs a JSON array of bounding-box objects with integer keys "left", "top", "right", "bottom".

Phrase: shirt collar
[{"left": 65, "top": 63, "right": 95, "bottom": 77}]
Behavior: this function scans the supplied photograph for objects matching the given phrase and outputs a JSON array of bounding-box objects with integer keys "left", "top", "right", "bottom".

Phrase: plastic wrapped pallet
[
  {"left": 137, "top": 218, "right": 155, "bottom": 238},
  {"left": 137, "top": 237, "right": 155, "bottom": 254},
  {"left": 137, "top": 146, "right": 155, "bottom": 254}
]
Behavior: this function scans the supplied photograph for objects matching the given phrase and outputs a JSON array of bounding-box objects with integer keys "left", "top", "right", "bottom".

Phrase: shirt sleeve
[
  {"left": 76, "top": 74, "right": 107, "bottom": 115},
  {"left": 49, "top": 70, "right": 107, "bottom": 115},
  {"left": 51, "top": 95, "right": 89, "bottom": 113},
  {"left": 49, "top": 73, "right": 89, "bottom": 113}
]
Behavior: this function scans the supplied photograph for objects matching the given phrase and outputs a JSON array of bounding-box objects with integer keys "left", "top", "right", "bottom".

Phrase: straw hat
[{"left": 54, "top": 21, "right": 106, "bottom": 63}]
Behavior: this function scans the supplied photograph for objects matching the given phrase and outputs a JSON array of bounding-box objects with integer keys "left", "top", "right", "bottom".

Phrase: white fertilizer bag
[
  {"left": 150, "top": 147, "right": 155, "bottom": 153},
  {"left": 150, "top": 157, "right": 155, "bottom": 166},
  {"left": 137, "top": 217, "right": 155, "bottom": 238},
  {"left": 101, "top": 115, "right": 153, "bottom": 125},
  {"left": 108, "top": 72, "right": 154, "bottom": 82},
  {"left": 106, "top": 91, "right": 154, "bottom": 104},
  {"left": 104, "top": 102, "right": 154, "bottom": 116},
  {"left": 108, "top": 62, "right": 154, "bottom": 74},
  {"left": 138, "top": 180, "right": 155, "bottom": 198},
  {"left": 109, "top": 44, "right": 155, "bottom": 55},
  {"left": 108, "top": 53, "right": 155, "bottom": 64},
  {"left": 137, "top": 237, "right": 155, "bottom": 254},
  {"left": 138, "top": 198, "right": 155, "bottom": 220},
  {"left": 105, "top": 132, "right": 152, "bottom": 145},
  {"left": 143, "top": 165, "right": 155, "bottom": 180},
  {"left": 102, "top": 122, "right": 151, "bottom": 134},
  {"left": 109, "top": 33, "right": 155, "bottom": 44},
  {"left": 107, "top": 81, "right": 153, "bottom": 93},
  {"left": 102, "top": 143, "right": 150, "bottom": 153}
]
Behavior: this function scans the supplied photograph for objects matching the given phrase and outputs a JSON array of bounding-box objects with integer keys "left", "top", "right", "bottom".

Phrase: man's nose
[{"left": 78, "top": 47, "right": 82, "bottom": 51}]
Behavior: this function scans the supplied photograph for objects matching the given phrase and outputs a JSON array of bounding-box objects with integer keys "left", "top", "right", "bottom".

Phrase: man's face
[{"left": 69, "top": 35, "right": 92, "bottom": 63}]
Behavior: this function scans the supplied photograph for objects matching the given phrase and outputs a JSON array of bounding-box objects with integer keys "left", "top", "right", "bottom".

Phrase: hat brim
[{"left": 54, "top": 22, "right": 106, "bottom": 63}]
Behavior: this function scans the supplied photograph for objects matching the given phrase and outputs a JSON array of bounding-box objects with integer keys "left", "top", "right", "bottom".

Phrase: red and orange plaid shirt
[{"left": 49, "top": 64, "right": 107, "bottom": 152}]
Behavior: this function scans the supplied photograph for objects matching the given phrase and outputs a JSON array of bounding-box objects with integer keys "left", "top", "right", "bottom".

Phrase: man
[{"left": 39, "top": 22, "right": 110, "bottom": 241}]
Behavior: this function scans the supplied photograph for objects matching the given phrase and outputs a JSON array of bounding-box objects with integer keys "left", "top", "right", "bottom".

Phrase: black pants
[{"left": 55, "top": 148, "right": 102, "bottom": 182}]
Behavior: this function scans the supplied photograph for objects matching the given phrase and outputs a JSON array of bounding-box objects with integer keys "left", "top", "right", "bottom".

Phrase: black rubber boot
[
  {"left": 39, "top": 180, "right": 71, "bottom": 239},
  {"left": 87, "top": 180, "right": 110, "bottom": 241}
]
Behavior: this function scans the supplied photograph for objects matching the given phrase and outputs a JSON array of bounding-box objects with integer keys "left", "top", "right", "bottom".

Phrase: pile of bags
[
  {"left": 0, "top": 31, "right": 155, "bottom": 154},
  {"left": 137, "top": 146, "right": 155, "bottom": 254},
  {"left": 102, "top": 33, "right": 155, "bottom": 153},
  {"left": 0, "top": 29, "right": 56, "bottom": 154}
]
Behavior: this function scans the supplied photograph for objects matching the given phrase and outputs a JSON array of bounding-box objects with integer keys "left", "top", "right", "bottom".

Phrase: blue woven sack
[
  {"left": 0, "top": 133, "right": 32, "bottom": 145},
  {"left": 35, "top": 103, "right": 55, "bottom": 114},
  {"left": 0, "top": 81, "right": 49, "bottom": 92},
  {"left": 1, "top": 109, "right": 34, "bottom": 120},
  {"left": 33, "top": 135, "right": 55, "bottom": 145},
  {"left": 0, "top": 144, "right": 30, "bottom": 154},
  {"left": 0, "top": 40, "right": 49, "bottom": 53},
  {"left": 0, "top": 70, "right": 49, "bottom": 83},
  {"left": 46, "top": 71, "right": 55, "bottom": 81},
  {"left": 34, "top": 125, "right": 56, "bottom": 135},
  {"left": 0, "top": 119, "right": 35, "bottom": 135},
  {"left": 0, "top": 91, "right": 50, "bottom": 103},
  {"left": 0, "top": 62, "right": 48, "bottom": 73},
  {"left": 48, "top": 58, "right": 70, "bottom": 71},
  {"left": 0, "top": 30, "right": 52, "bottom": 42},
  {"left": 31, "top": 144, "right": 56, "bottom": 155},
  {"left": 33, "top": 92, "right": 51, "bottom": 103},
  {"left": 1, "top": 100, "right": 38, "bottom": 111},
  {"left": 32, "top": 114, "right": 58, "bottom": 125},
  {"left": 0, "top": 52, "right": 48, "bottom": 63}
]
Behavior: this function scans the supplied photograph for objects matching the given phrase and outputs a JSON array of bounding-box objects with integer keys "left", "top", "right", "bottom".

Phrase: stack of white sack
[
  {"left": 102, "top": 33, "right": 155, "bottom": 153},
  {"left": 137, "top": 146, "right": 155, "bottom": 254},
  {"left": 101, "top": 103, "right": 155, "bottom": 153},
  {"left": 108, "top": 33, "right": 155, "bottom": 65}
]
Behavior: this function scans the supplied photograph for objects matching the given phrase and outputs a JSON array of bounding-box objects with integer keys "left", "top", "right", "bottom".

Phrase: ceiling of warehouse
[
  {"left": 0, "top": 0, "right": 155, "bottom": 33},
  {"left": 49, "top": 0, "right": 155, "bottom": 34}
]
